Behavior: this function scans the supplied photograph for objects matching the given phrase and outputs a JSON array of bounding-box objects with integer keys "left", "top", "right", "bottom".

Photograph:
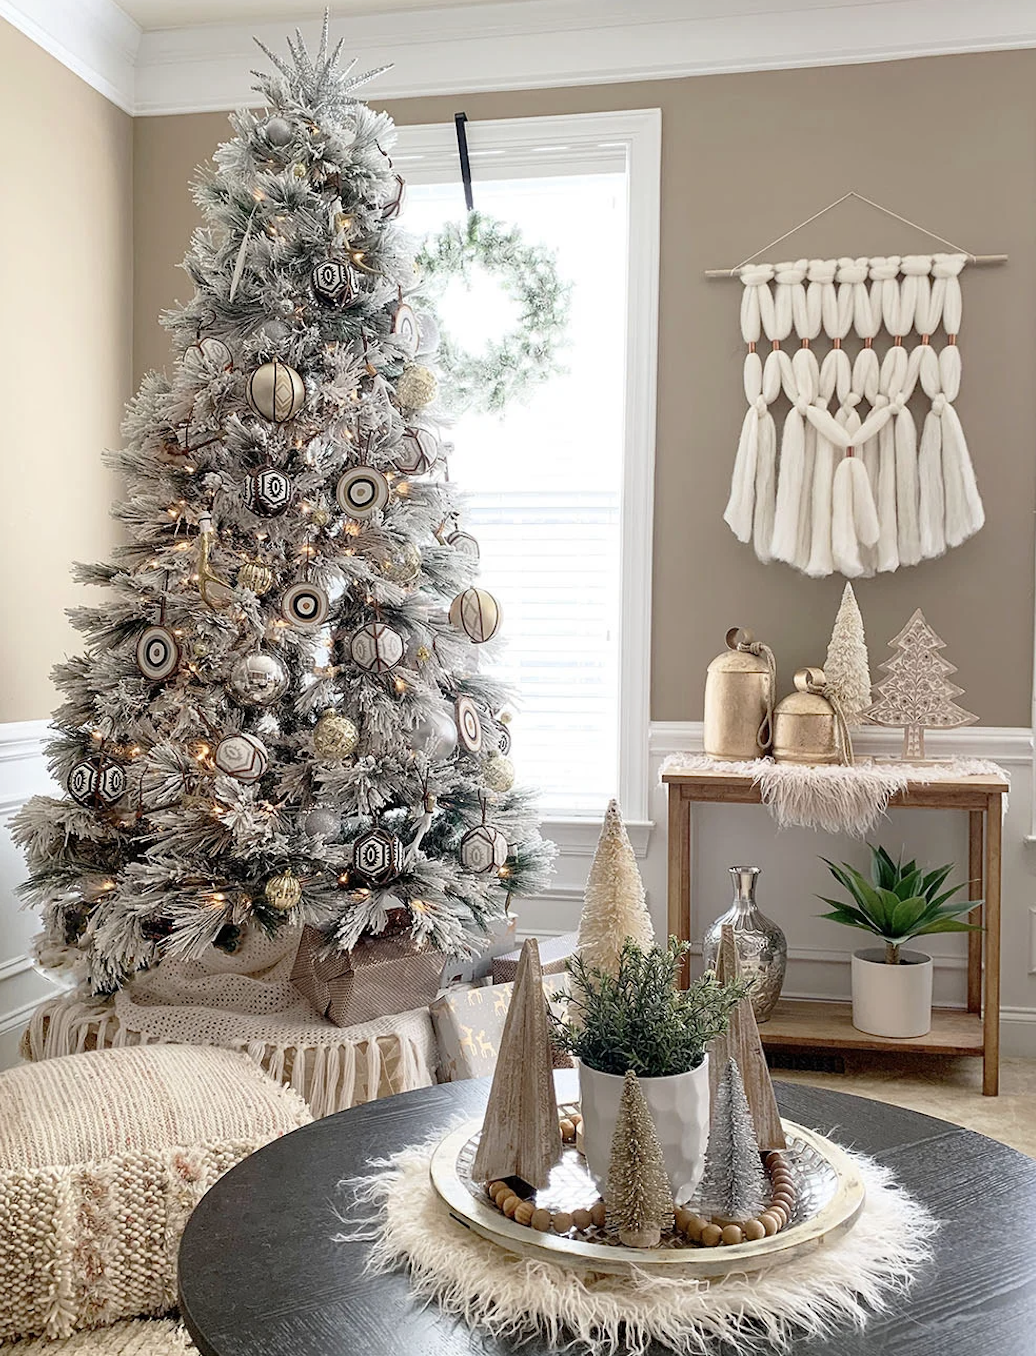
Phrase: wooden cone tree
[
  {"left": 576, "top": 799, "right": 654, "bottom": 978},
  {"left": 472, "top": 938, "right": 561, "bottom": 1188},
  {"left": 698, "top": 1058, "right": 769, "bottom": 1223},
  {"left": 709, "top": 925, "right": 785, "bottom": 1150},
  {"left": 605, "top": 1070, "right": 674, "bottom": 1248},
  {"left": 824, "top": 582, "right": 872, "bottom": 727}
]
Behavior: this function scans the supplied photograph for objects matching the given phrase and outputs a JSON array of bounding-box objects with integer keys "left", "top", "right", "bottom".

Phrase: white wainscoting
[{"left": 0, "top": 720, "right": 64, "bottom": 1069}]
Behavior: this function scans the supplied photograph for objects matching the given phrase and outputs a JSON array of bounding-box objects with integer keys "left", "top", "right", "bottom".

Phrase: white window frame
[{"left": 394, "top": 108, "right": 661, "bottom": 828}]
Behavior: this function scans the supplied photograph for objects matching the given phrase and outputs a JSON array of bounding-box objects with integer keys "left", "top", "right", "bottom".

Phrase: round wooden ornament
[
  {"left": 455, "top": 695, "right": 483, "bottom": 755},
  {"left": 391, "top": 301, "right": 420, "bottom": 355},
  {"left": 336, "top": 466, "right": 390, "bottom": 519},
  {"left": 349, "top": 621, "right": 405, "bottom": 673},
  {"left": 450, "top": 587, "right": 501, "bottom": 643},
  {"left": 213, "top": 732, "right": 269, "bottom": 783},
  {"left": 136, "top": 625, "right": 180, "bottom": 681},
  {"left": 281, "top": 581, "right": 330, "bottom": 628},
  {"left": 246, "top": 360, "right": 306, "bottom": 423}
]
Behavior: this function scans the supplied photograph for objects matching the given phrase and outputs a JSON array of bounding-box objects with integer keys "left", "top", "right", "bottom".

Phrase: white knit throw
[
  {"left": 338, "top": 1134, "right": 934, "bottom": 1356},
  {"left": 660, "top": 754, "right": 1007, "bottom": 836}
]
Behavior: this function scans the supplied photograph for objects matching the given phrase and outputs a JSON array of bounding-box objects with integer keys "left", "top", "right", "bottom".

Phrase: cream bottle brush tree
[
  {"left": 823, "top": 582, "right": 872, "bottom": 727},
  {"left": 12, "top": 17, "right": 554, "bottom": 996},
  {"left": 575, "top": 799, "right": 654, "bottom": 979}
]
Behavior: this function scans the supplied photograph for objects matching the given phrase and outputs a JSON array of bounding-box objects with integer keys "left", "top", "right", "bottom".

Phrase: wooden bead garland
[{"left": 485, "top": 1139, "right": 797, "bottom": 1248}]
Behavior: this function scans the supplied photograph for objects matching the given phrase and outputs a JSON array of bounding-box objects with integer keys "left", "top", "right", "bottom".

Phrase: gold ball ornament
[
  {"left": 449, "top": 587, "right": 502, "bottom": 644},
  {"left": 237, "top": 560, "right": 275, "bottom": 595},
  {"left": 381, "top": 541, "right": 421, "bottom": 585},
  {"left": 265, "top": 868, "right": 302, "bottom": 912},
  {"left": 395, "top": 364, "right": 438, "bottom": 411},
  {"left": 310, "top": 506, "right": 331, "bottom": 528},
  {"left": 313, "top": 711, "right": 359, "bottom": 760},
  {"left": 483, "top": 753, "right": 515, "bottom": 793},
  {"left": 246, "top": 360, "right": 306, "bottom": 423}
]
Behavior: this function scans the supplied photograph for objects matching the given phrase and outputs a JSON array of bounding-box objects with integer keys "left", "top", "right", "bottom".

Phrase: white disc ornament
[
  {"left": 446, "top": 530, "right": 479, "bottom": 560},
  {"left": 313, "top": 710, "right": 359, "bottom": 760},
  {"left": 390, "top": 302, "right": 420, "bottom": 356},
  {"left": 304, "top": 806, "right": 340, "bottom": 839},
  {"left": 213, "top": 732, "right": 269, "bottom": 783},
  {"left": 263, "top": 116, "right": 294, "bottom": 146},
  {"left": 349, "top": 621, "right": 405, "bottom": 673},
  {"left": 336, "top": 466, "right": 389, "bottom": 519},
  {"left": 68, "top": 758, "right": 126, "bottom": 808},
  {"left": 455, "top": 695, "right": 483, "bottom": 755},
  {"left": 450, "top": 587, "right": 502, "bottom": 643},
  {"left": 352, "top": 827, "right": 404, "bottom": 883},
  {"left": 228, "top": 651, "right": 289, "bottom": 706},
  {"left": 246, "top": 360, "right": 306, "bottom": 423},
  {"left": 265, "top": 868, "right": 302, "bottom": 912},
  {"left": 136, "top": 625, "right": 180, "bottom": 681},
  {"left": 412, "top": 706, "right": 458, "bottom": 760},
  {"left": 382, "top": 541, "right": 421, "bottom": 585},
  {"left": 243, "top": 466, "right": 293, "bottom": 517},
  {"left": 483, "top": 752, "right": 515, "bottom": 792},
  {"left": 415, "top": 311, "right": 440, "bottom": 356},
  {"left": 311, "top": 259, "right": 353, "bottom": 306},
  {"left": 184, "top": 336, "right": 233, "bottom": 374},
  {"left": 238, "top": 560, "right": 275, "bottom": 595},
  {"left": 395, "top": 427, "right": 437, "bottom": 475},
  {"left": 459, "top": 824, "right": 509, "bottom": 874},
  {"left": 281, "top": 581, "right": 330, "bottom": 628},
  {"left": 395, "top": 364, "right": 438, "bottom": 411}
]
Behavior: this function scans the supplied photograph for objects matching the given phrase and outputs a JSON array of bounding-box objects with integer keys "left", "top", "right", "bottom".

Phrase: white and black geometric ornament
[
  {"left": 380, "top": 174, "right": 406, "bottom": 221},
  {"left": 459, "top": 823, "right": 509, "bottom": 874},
  {"left": 311, "top": 259, "right": 353, "bottom": 306},
  {"left": 450, "top": 587, "right": 501, "bottom": 643},
  {"left": 136, "top": 625, "right": 180, "bottom": 681},
  {"left": 68, "top": 758, "right": 126, "bottom": 808},
  {"left": 281, "top": 581, "right": 330, "bottom": 628},
  {"left": 352, "top": 826, "right": 404, "bottom": 883},
  {"left": 495, "top": 720, "right": 512, "bottom": 755},
  {"left": 446, "top": 529, "right": 479, "bottom": 560},
  {"left": 350, "top": 621, "right": 405, "bottom": 673},
  {"left": 336, "top": 466, "right": 389, "bottom": 519},
  {"left": 184, "top": 336, "right": 233, "bottom": 374},
  {"left": 213, "top": 732, "right": 269, "bottom": 783},
  {"left": 395, "top": 427, "right": 437, "bottom": 475},
  {"left": 243, "top": 466, "right": 293, "bottom": 517},
  {"left": 455, "top": 695, "right": 483, "bottom": 755},
  {"left": 246, "top": 360, "right": 306, "bottom": 423}
]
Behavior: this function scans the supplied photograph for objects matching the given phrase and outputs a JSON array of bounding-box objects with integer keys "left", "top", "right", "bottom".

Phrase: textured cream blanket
[{"left": 338, "top": 1135, "right": 935, "bottom": 1355}]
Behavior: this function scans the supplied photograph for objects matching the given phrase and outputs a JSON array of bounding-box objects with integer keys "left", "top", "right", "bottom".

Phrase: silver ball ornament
[
  {"left": 411, "top": 706, "right": 458, "bottom": 760},
  {"left": 228, "top": 651, "right": 289, "bottom": 706},
  {"left": 304, "top": 807, "right": 340, "bottom": 840},
  {"left": 264, "top": 116, "right": 294, "bottom": 146}
]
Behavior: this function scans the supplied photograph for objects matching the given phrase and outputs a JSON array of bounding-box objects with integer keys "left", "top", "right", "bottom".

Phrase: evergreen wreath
[{"left": 416, "top": 211, "right": 570, "bottom": 415}]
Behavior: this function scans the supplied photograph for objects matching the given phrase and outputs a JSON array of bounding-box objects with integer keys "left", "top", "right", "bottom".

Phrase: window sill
[{"left": 541, "top": 816, "right": 654, "bottom": 859}]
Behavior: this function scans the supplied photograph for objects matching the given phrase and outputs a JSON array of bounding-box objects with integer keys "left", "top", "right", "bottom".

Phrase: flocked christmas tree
[
  {"left": 824, "top": 582, "right": 871, "bottom": 728},
  {"left": 13, "top": 19, "right": 553, "bottom": 996},
  {"left": 862, "top": 608, "right": 976, "bottom": 760},
  {"left": 697, "top": 1058, "right": 769, "bottom": 1225},
  {"left": 575, "top": 799, "right": 654, "bottom": 979},
  {"left": 606, "top": 1070, "right": 674, "bottom": 1248}
]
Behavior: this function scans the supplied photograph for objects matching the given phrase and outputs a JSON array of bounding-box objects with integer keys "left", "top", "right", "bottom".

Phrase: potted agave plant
[
  {"left": 552, "top": 938, "right": 748, "bottom": 1204},
  {"left": 820, "top": 845, "right": 981, "bottom": 1039}
]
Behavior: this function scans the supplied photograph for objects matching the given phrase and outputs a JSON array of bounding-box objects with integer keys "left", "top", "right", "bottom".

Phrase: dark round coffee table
[{"left": 179, "top": 1078, "right": 1036, "bottom": 1355}]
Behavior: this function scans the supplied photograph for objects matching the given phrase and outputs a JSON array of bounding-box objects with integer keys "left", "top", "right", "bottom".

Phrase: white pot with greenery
[
  {"left": 820, "top": 845, "right": 981, "bottom": 1040},
  {"left": 552, "top": 938, "right": 747, "bottom": 1204}
]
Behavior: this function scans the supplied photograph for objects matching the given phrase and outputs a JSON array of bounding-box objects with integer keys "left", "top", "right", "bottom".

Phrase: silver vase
[{"left": 702, "top": 866, "right": 787, "bottom": 1023}]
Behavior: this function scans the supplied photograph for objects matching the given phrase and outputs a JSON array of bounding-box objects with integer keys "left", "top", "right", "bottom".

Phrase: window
[{"left": 395, "top": 111, "right": 660, "bottom": 821}]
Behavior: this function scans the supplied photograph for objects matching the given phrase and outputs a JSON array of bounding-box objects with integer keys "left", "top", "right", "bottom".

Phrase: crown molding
[
  {"left": 0, "top": 0, "right": 139, "bottom": 113},
  {"left": 8, "top": 0, "right": 1035, "bottom": 117}
]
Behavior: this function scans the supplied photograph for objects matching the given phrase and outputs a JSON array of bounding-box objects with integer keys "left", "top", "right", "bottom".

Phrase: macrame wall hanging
[{"left": 713, "top": 193, "right": 1007, "bottom": 578}]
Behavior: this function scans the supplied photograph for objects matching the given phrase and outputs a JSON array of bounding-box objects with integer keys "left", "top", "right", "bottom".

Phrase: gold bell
[
  {"left": 772, "top": 668, "right": 854, "bottom": 765},
  {"left": 703, "top": 627, "right": 776, "bottom": 760}
]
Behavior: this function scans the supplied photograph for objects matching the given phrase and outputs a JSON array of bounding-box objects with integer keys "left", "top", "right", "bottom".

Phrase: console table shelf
[{"left": 662, "top": 767, "right": 1007, "bottom": 1095}]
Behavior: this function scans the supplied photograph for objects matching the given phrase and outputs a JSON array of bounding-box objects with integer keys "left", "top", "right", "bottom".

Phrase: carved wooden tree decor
[
  {"left": 471, "top": 938, "right": 561, "bottom": 1188},
  {"left": 709, "top": 925, "right": 786, "bottom": 1150}
]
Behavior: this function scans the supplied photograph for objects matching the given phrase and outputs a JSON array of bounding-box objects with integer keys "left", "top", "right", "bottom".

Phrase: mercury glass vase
[{"left": 702, "top": 866, "right": 787, "bottom": 1023}]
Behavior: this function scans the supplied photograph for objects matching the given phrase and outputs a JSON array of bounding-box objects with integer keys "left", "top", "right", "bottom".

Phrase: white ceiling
[{"left": 115, "top": 0, "right": 514, "bottom": 30}]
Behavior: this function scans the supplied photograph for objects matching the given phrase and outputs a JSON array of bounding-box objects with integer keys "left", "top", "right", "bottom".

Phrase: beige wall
[
  {"left": 133, "top": 49, "right": 1036, "bottom": 726},
  {"left": 0, "top": 20, "right": 133, "bottom": 723}
]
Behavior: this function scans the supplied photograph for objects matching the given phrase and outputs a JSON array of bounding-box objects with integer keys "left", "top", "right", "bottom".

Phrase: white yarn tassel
[
  {"left": 941, "top": 399, "right": 985, "bottom": 546},
  {"left": 895, "top": 412, "right": 922, "bottom": 567},
  {"left": 917, "top": 409, "right": 946, "bottom": 559},
  {"left": 806, "top": 436, "right": 835, "bottom": 577},
  {"left": 724, "top": 351, "right": 764, "bottom": 542},
  {"left": 831, "top": 457, "right": 864, "bottom": 577},
  {"left": 792, "top": 423, "right": 816, "bottom": 571},
  {"left": 771, "top": 408, "right": 806, "bottom": 563},
  {"left": 752, "top": 414, "right": 777, "bottom": 562},
  {"left": 875, "top": 422, "right": 899, "bottom": 572}
]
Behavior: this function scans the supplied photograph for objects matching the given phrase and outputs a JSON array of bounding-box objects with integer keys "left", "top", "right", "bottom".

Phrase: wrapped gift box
[
  {"left": 292, "top": 926, "right": 444, "bottom": 1027},
  {"left": 430, "top": 973, "right": 571, "bottom": 1082},
  {"left": 439, "top": 914, "right": 518, "bottom": 987},
  {"left": 491, "top": 931, "right": 578, "bottom": 985}
]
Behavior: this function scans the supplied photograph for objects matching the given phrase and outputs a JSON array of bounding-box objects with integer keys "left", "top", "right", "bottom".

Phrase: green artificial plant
[
  {"left": 552, "top": 937, "right": 749, "bottom": 1078},
  {"left": 819, "top": 844, "right": 981, "bottom": 965}
]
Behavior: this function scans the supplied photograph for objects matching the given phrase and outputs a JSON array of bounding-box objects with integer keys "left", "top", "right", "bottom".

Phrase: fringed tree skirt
[
  {"left": 660, "top": 753, "right": 1007, "bottom": 835},
  {"left": 340, "top": 1137, "right": 934, "bottom": 1356}
]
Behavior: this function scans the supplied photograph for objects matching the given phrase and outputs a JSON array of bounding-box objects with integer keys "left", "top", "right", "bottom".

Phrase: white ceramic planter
[
  {"left": 851, "top": 947, "right": 933, "bottom": 1038},
  {"left": 577, "top": 1057, "right": 710, "bottom": 1206}
]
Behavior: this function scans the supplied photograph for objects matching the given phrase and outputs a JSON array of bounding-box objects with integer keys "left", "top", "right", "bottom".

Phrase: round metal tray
[{"left": 430, "top": 1110, "right": 866, "bottom": 1278}]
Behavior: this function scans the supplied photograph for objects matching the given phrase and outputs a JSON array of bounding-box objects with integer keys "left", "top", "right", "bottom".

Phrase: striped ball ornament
[
  {"left": 246, "top": 360, "right": 306, "bottom": 423},
  {"left": 449, "top": 587, "right": 501, "bottom": 643}
]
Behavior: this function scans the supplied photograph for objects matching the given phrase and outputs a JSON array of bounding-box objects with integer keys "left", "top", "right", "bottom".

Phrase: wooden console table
[{"left": 662, "top": 768, "right": 1008, "bottom": 1095}]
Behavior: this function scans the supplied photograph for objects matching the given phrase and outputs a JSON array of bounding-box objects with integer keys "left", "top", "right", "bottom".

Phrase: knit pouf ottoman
[{"left": 0, "top": 1044, "right": 311, "bottom": 1342}]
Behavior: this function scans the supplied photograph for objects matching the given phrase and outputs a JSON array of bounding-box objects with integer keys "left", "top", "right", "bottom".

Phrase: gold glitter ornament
[
  {"left": 395, "top": 364, "right": 438, "bottom": 410},
  {"left": 382, "top": 541, "right": 421, "bottom": 584},
  {"left": 292, "top": 162, "right": 308, "bottom": 178},
  {"left": 238, "top": 560, "right": 275, "bottom": 595},
  {"left": 313, "top": 710, "right": 359, "bottom": 760},
  {"left": 265, "top": 868, "right": 302, "bottom": 912},
  {"left": 415, "top": 645, "right": 431, "bottom": 664},
  {"left": 483, "top": 752, "right": 515, "bottom": 793},
  {"left": 310, "top": 506, "right": 330, "bottom": 528}
]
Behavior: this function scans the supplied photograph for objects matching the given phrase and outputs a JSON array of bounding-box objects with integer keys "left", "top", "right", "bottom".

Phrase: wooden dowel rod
[{"left": 704, "top": 254, "right": 1008, "bottom": 279}]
